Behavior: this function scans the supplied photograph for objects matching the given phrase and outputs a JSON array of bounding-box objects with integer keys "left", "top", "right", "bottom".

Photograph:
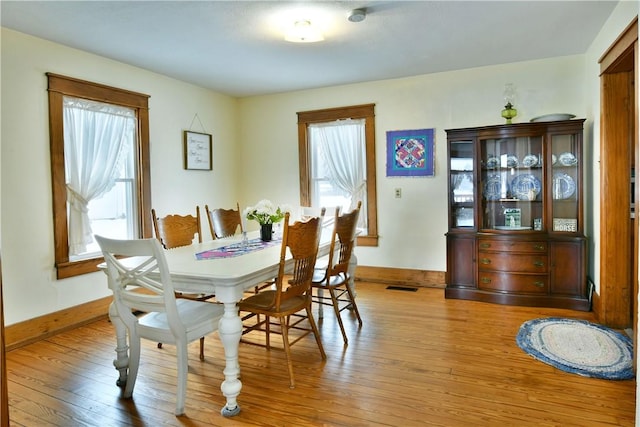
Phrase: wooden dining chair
[
  {"left": 238, "top": 209, "right": 326, "bottom": 388},
  {"left": 95, "top": 235, "right": 224, "bottom": 416},
  {"left": 151, "top": 207, "right": 213, "bottom": 359},
  {"left": 204, "top": 203, "right": 273, "bottom": 298},
  {"left": 152, "top": 207, "right": 202, "bottom": 249},
  {"left": 204, "top": 203, "right": 243, "bottom": 239},
  {"left": 311, "top": 201, "right": 362, "bottom": 344}
]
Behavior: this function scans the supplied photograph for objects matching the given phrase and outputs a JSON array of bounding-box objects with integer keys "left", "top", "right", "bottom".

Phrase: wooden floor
[{"left": 6, "top": 283, "right": 636, "bottom": 426}]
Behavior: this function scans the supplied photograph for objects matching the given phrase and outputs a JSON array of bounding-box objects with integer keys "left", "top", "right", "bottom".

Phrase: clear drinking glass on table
[{"left": 273, "top": 222, "right": 282, "bottom": 239}]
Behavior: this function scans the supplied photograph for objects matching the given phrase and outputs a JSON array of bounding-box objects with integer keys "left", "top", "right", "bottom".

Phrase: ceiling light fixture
[
  {"left": 284, "top": 20, "right": 324, "bottom": 43},
  {"left": 348, "top": 9, "right": 366, "bottom": 23}
]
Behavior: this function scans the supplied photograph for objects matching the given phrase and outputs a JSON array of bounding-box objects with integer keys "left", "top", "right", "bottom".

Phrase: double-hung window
[{"left": 47, "top": 73, "right": 152, "bottom": 278}]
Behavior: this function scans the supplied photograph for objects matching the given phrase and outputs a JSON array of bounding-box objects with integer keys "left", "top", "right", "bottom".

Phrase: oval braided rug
[{"left": 516, "top": 317, "right": 634, "bottom": 380}]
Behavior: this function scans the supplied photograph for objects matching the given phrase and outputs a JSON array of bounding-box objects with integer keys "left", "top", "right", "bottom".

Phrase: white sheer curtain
[
  {"left": 63, "top": 96, "right": 135, "bottom": 255},
  {"left": 309, "top": 119, "right": 366, "bottom": 228}
]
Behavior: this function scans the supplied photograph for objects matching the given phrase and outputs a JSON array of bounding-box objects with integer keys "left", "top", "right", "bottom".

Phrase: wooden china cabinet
[{"left": 445, "top": 119, "right": 590, "bottom": 311}]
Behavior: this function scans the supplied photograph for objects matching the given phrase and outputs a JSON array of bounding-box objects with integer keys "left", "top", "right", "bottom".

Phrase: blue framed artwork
[{"left": 386, "top": 128, "right": 435, "bottom": 177}]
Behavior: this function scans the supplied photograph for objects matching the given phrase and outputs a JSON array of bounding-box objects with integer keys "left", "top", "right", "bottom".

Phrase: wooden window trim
[
  {"left": 47, "top": 73, "right": 152, "bottom": 278},
  {"left": 297, "top": 103, "right": 378, "bottom": 246}
]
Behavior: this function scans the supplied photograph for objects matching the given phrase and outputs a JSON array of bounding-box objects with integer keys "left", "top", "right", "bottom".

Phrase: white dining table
[{"left": 106, "top": 226, "right": 354, "bottom": 417}]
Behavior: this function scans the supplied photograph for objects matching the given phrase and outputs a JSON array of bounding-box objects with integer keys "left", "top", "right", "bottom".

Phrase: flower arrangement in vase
[{"left": 243, "top": 199, "right": 291, "bottom": 241}]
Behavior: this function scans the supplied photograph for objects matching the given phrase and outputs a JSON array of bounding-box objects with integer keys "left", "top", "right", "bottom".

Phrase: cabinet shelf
[
  {"left": 483, "top": 199, "right": 542, "bottom": 203},
  {"left": 484, "top": 167, "right": 544, "bottom": 171},
  {"left": 446, "top": 120, "right": 588, "bottom": 311}
]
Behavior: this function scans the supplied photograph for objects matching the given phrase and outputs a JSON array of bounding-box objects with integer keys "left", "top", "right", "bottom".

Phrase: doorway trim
[{"left": 597, "top": 17, "right": 638, "bottom": 333}]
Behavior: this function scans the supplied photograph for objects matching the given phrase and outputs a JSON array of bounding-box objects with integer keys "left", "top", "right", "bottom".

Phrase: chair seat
[
  {"left": 176, "top": 291, "right": 214, "bottom": 301},
  {"left": 139, "top": 299, "right": 224, "bottom": 344},
  {"left": 239, "top": 290, "right": 308, "bottom": 316},
  {"left": 312, "top": 269, "right": 348, "bottom": 288}
]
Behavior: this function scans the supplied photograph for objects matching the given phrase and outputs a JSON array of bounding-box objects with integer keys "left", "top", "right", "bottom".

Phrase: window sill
[
  {"left": 357, "top": 235, "right": 378, "bottom": 247},
  {"left": 56, "top": 257, "right": 104, "bottom": 279}
]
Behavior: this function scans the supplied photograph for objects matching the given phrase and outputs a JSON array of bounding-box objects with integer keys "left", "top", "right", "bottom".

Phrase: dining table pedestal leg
[{"left": 218, "top": 301, "right": 243, "bottom": 416}]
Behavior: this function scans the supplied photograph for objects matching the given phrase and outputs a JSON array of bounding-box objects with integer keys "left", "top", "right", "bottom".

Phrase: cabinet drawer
[
  {"left": 478, "top": 240, "right": 547, "bottom": 253},
  {"left": 478, "top": 272, "right": 548, "bottom": 294},
  {"left": 477, "top": 252, "right": 547, "bottom": 273}
]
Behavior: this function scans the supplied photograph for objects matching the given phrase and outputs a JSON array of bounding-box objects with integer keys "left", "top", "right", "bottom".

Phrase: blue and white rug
[{"left": 516, "top": 317, "right": 634, "bottom": 380}]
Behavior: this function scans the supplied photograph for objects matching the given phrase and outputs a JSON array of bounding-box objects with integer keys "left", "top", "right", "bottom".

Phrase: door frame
[{"left": 597, "top": 18, "right": 638, "bottom": 337}]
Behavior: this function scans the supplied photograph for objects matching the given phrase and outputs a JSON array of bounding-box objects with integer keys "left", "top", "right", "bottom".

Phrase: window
[
  {"left": 297, "top": 104, "right": 378, "bottom": 246},
  {"left": 64, "top": 96, "right": 138, "bottom": 259},
  {"left": 308, "top": 119, "right": 367, "bottom": 229},
  {"left": 47, "top": 73, "right": 152, "bottom": 279}
]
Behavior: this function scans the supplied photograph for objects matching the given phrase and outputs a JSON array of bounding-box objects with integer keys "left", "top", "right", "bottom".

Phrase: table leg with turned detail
[{"left": 216, "top": 300, "right": 243, "bottom": 416}]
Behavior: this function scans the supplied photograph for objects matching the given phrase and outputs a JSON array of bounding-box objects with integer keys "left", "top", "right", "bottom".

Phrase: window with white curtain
[
  {"left": 308, "top": 119, "right": 367, "bottom": 229},
  {"left": 48, "top": 73, "right": 151, "bottom": 279},
  {"left": 63, "top": 96, "right": 138, "bottom": 259},
  {"left": 297, "top": 104, "right": 378, "bottom": 247}
]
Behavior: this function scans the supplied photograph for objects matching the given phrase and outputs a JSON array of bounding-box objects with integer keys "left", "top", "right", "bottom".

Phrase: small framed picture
[
  {"left": 504, "top": 208, "right": 521, "bottom": 227},
  {"left": 183, "top": 130, "right": 212, "bottom": 170}
]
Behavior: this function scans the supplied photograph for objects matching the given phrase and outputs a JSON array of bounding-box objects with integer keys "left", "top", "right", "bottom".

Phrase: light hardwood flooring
[{"left": 6, "top": 283, "right": 636, "bottom": 426}]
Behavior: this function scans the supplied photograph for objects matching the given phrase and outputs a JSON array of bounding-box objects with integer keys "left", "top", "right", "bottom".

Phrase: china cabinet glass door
[
  {"left": 550, "top": 133, "right": 579, "bottom": 232},
  {"left": 449, "top": 140, "right": 474, "bottom": 229},
  {"left": 480, "top": 136, "right": 544, "bottom": 231}
]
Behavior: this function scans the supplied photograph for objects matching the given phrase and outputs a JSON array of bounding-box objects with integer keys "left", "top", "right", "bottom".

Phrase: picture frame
[
  {"left": 386, "top": 128, "right": 435, "bottom": 177},
  {"left": 504, "top": 208, "right": 522, "bottom": 227},
  {"left": 183, "top": 130, "right": 212, "bottom": 170}
]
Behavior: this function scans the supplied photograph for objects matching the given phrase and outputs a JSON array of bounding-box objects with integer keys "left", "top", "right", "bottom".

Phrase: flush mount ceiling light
[{"left": 284, "top": 20, "right": 324, "bottom": 43}]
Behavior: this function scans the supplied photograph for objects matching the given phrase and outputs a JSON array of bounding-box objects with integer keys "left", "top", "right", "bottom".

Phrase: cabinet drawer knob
[
  {"left": 533, "top": 261, "right": 545, "bottom": 267},
  {"left": 533, "top": 281, "right": 545, "bottom": 288},
  {"left": 480, "top": 258, "right": 491, "bottom": 265},
  {"left": 480, "top": 243, "right": 491, "bottom": 249},
  {"left": 533, "top": 244, "right": 545, "bottom": 251},
  {"left": 481, "top": 277, "right": 491, "bottom": 284}
]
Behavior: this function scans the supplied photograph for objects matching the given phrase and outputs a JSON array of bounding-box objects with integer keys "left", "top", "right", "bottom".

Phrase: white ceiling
[{"left": 1, "top": 1, "right": 619, "bottom": 98}]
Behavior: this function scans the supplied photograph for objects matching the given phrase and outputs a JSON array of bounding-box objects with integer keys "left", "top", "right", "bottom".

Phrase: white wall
[
  {"left": 0, "top": 28, "right": 239, "bottom": 325},
  {"left": 238, "top": 56, "right": 588, "bottom": 271}
]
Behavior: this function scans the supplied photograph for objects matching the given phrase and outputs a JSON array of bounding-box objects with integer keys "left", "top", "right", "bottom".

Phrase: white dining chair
[
  {"left": 151, "top": 206, "right": 214, "bottom": 359},
  {"left": 95, "top": 235, "right": 224, "bottom": 416}
]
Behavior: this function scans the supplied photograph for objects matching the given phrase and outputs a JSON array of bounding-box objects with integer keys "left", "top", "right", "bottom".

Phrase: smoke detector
[{"left": 348, "top": 9, "right": 366, "bottom": 23}]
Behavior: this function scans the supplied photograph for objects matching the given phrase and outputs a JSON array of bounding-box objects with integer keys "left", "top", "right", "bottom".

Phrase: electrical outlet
[{"left": 395, "top": 188, "right": 402, "bottom": 198}]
